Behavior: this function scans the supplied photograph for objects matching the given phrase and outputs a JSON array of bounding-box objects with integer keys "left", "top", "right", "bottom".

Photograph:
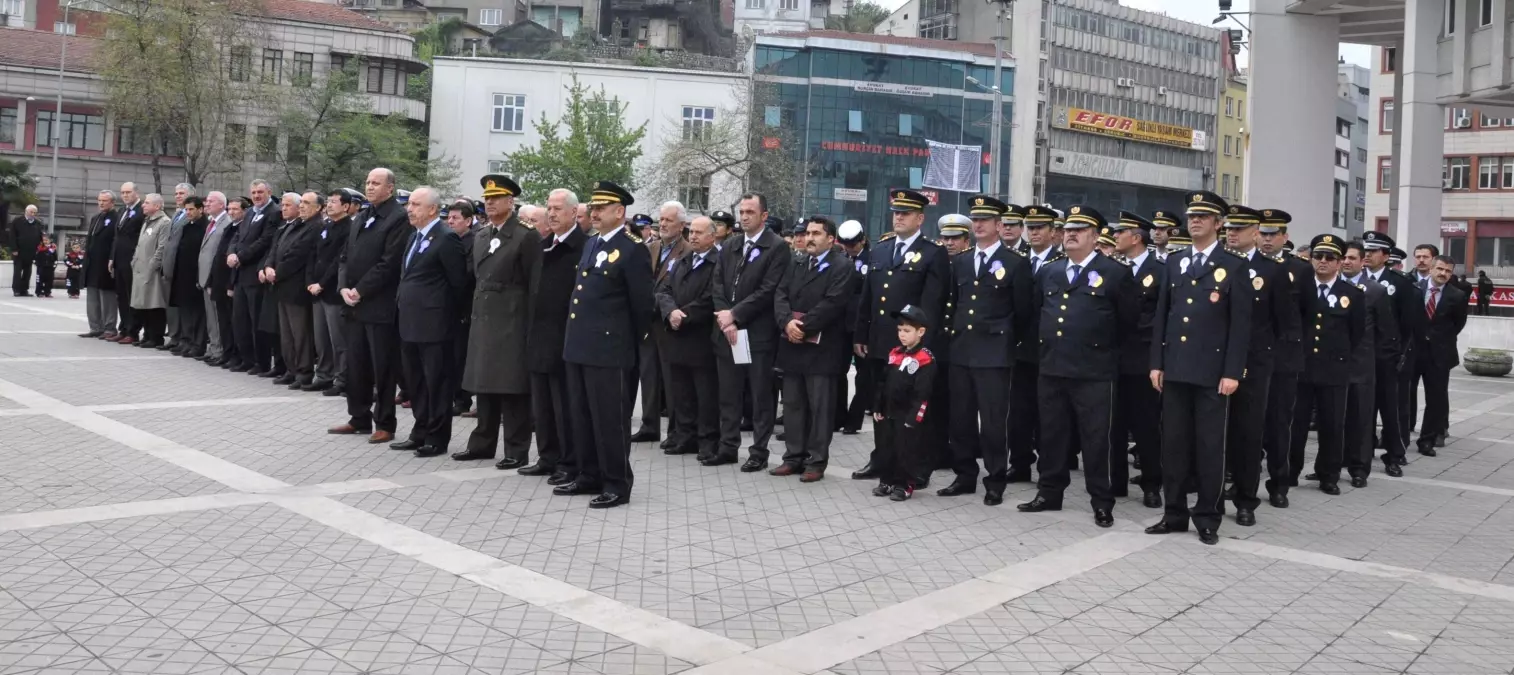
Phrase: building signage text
[
  {"left": 1442, "top": 221, "right": 1469, "bottom": 235},
  {"left": 833, "top": 188, "right": 868, "bottom": 202},
  {"left": 852, "top": 81, "right": 934, "bottom": 97},
  {"left": 821, "top": 141, "right": 932, "bottom": 157},
  {"left": 1059, "top": 107, "right": 1205, "bottom": 150}
]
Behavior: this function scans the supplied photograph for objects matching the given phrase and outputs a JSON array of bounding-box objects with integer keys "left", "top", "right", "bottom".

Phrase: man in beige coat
[{"left": 130, "top": 193, "right": 173, "bottom": 348}]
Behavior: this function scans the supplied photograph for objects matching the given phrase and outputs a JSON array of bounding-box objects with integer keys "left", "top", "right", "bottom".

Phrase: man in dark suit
[
  {"left": 1220, "top": 205, "right": 1296, "bottom": 527},
  {"left": 1289, "top": 234, "right": 1366, "bottom": 495},
  {"left": 710, "top": 193, "right": 791, "bottom": 471},
  {"left": 1416, "top": 255, "right": 1469, "bottom": 455},
  {"left": 226, "top": 180, "right": 279, "bottom": 373},
  {"left": 657, "top": 215, "right": 721, "bottom": 461},
  {"left": 634, "top": 202, "right": 691, "bottom": 445},
  {"left": 771, "top": 216, "right": 855, "bottom": 482},
  {"left": 386, "top": 188, "right": 467, "bottom": 457},
  {"left": 1342, "top": 241, "right": 1398, "bottom": 488},
  {"left": 1361, "top": 231, "right": 1414, "bottom": 475},
  {"left": 937, "top": 197, "right": 1032, "bottom": 505},
  {"left": 79, "top": 191, "right": 119, "bottom": 339},
  {"left": 1002, "top": 205, "right": 1063, "bottom": 481},
  {"left": 1146, "top": 191, "right": 1253, "bottom": 546},
  {"left": 520, "top": 187, "right": 586, "bottom": 483},
  {"left": 1019, "top": 206, "right": 1136, "bottom": 527},
  {"left": 454, "top": 175, "right": 542, "bottom": 469},
  {"left": 307, "top": 189, "right": 359, "bottom": 394},
  {"left": 210, "top": 198, "right": 245, "bottom": 368},
  {"left": 1109, "top": 212, "right": 1164, "bottom": 508},
  {"left": 265, "top": 192, "right": 322, "bottom": 389},
  {"left": 554, "top": 181, "right": 654, "bottom": 509},
  {"left": 445, "top": 199, "right": 478, "bottom": 415},
  {"left": 326, "top": 168, "right": 409, "bottom": 444},
  {"left": 1255, "top": 209, "right": 1311, "bottom": 506},
  {"left": 8, "top": 205, "right": 43, "bottom": 297},
  {"left": 167, "top": 196, "right": 208, "bottom": 358},
  {"left": 850, "top": 189, "right": 949, "bottom": 481},
  {"left": 108, "top": 182, "right": 146, "bottom": 344}
]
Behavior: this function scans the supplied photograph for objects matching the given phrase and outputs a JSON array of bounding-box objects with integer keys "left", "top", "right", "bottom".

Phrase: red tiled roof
[
  {"left": 0, "top": 28, "right": 100, "bottom": 72},
  {"left": 259, "top": 0, "right": 401, "bottom": 33},
  {"left": 763, "top": 30, "right": 1002, "bottom": 59}
]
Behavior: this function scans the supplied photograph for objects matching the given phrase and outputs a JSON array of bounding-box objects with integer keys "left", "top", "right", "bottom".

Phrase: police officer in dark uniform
[
  {"left": 1289, "top": 234, "right": 1366, "bottom": 496},
  {"left": 1109, "top": 211, "right": 1164, "bottom": 508},
  {"left": 1341, "top": 239, "right": 1398, "bottom": 488},
  {"left": 1361, "top": 231, "right": 1414, "bottom": 476},
  {"left": 850, "top": 189, "right": 949, "bottom": 481},
  {"left": 1005, "top": 205, "right": 1064, "bottom": 481},
  {"left": 1018, "top": 206, "right": 1136, "bottom": 527},
  {"left": 937, "top": 196, "right": 1032, "bottom": 505},
  {"left": 1219, "top": 205, "right": 1296, "bottom": 527},
  {"left": 1145, "top": 191, "right": 1253, "bottom": 546},
  {"left": 835, "top": 219, "right": 870, "bottom": 434},
  {"left": 553, "top": 181, "right": 655, "bottom": 509},
  {"left": 1151, "top": 211, "right": 1179, "bottom": 262},
  {"left": 1255, "top": 209, "right": 1310, "bottom": 507},
  {"left": 1001, "top": 204, "right": 1031, "bottom": 256}
]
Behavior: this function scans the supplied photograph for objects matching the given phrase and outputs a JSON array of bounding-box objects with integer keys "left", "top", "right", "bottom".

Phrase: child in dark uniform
[
  {"left": 34, "top": 236, "right": 57, "bottom": 298},
  {"left": 872, "top": 305, "right": 937, "bottom": 501},
  {"left": 64, "top": 241, "right": 83, "bottom": 298}
]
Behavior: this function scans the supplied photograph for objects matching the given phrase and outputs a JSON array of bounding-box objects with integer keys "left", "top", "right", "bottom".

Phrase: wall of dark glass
[{"left": 1045, "top": 175, "right": 1190, "bottom": 219}]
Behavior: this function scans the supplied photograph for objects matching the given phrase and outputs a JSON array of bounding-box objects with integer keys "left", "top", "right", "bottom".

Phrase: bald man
[{"left": 7, "top": 205, "right": 43, "bottom": 297}]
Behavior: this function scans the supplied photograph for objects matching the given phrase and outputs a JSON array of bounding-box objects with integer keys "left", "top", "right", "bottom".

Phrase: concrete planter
[{"left": 1465, "top": 348, "right": 1513, "bottom": 377}]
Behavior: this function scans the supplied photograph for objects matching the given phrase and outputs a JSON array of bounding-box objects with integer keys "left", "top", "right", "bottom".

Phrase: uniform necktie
[
  {"left": 1069, "top": 263, "right": 1082, "bottom": 284},
  {"left": 1427, "top": 287, "right": 1439, "bottom": 319},
  {"left": 894, "top": 242, "right": 905, "bottom": 266},
  {"left": 977, "top": 251, "right": 987, "bottom": 276},
  {"left": 589, "top": 235, "right": 603, "bottom": 262},
  {"left": 1318, "top": 283, "right": 1328, "bottom": 301},
  {"left": 1192, "top": 252, "right": 1206, "bottom": 270}
]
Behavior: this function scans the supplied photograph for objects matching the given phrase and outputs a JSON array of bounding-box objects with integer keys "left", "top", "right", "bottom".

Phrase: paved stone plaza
[{"left": 3, "top": 297, "right": 1514, "bottom": 674}]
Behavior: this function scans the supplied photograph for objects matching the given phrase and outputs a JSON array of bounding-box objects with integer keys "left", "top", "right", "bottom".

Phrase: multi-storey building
[
  {"left": 1217, "top": 60, "right": 1245, "bottom": 206},
  {"left": 1337, "top": 61, "right": 1370, "bottom": 238}
]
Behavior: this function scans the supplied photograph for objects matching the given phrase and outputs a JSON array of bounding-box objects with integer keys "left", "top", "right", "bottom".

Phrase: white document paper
[{"left": 732, "top": 329, "right": 753, "bottom": 365}]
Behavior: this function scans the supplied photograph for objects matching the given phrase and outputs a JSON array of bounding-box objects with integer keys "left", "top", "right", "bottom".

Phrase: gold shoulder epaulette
[
  {"left": 628, "top": 233, "right": 643, "bottom": 244},
  {"left": 1269, "top": 252, "right": 1285, "bottom": 263},
  {"left": 878, "top": 232, "right": 897, "bottom": 243},
  {"left": 1008, "top": 245, "right": 1025, "bottom": 256},
  {"left": 1045, "top": 253, "right": 1066, "bottom": 265}
]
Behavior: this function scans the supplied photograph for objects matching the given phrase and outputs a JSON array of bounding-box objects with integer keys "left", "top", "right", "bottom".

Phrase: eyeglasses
[{"left": 1311, "top": 252, "right": 1340, "bottom": 262}]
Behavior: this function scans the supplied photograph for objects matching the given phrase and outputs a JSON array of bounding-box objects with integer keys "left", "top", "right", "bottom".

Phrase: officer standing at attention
[
  {"left": 1004, "top": 205, "right": 1064, "bottom": 482},
  {"left": 1289, "top": 234, "right": 1365, "bottom": 496},
  {"left": 1360, "top": 231, "right": 1414, "bottom": 477},
  {"left": 1108, "top": 212, "right": 1164, "bottom": 508},
  {"left": 1340, "top": 240, "right": 1397, "bottom": 488},
  {"left": 1000, "top": 204, "right": 1030, "bottom": 255},
  {"left": 850, "top": 189, "right": 949, "bottom": 481},
  {"left": 1254, "top": 209, "right": 1310, "bottom": 506},
  {"left": 1145, "top": 191, "right": 1253, "bottom": 546},
  {"left": 1219, "top": 205, "right": 1295, "bottom": 528},
  {"left": 1150, "top": 211, "right": 1174, "bottom": 261},
  {"left": 937, "top": 196, "right": 1032, "bottom": 505},
  {"left": 835, "top": 220, "right": 871, "bottom": 435},
  {"left": 1018, "top": 206, "right": 1136, "bottom": 527},
  {"left": 554, "top": 181, "right": 654, "bottom": 509}
]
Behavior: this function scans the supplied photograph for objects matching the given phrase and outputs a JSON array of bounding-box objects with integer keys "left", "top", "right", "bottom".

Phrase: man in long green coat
[{"left": 452, "top": 175, "right": 542, "bottom": 467}]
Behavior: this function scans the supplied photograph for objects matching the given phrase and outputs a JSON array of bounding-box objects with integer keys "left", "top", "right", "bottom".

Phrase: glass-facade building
[{"left": 752, "top": 34, "right": 1014, "bottom": 241}]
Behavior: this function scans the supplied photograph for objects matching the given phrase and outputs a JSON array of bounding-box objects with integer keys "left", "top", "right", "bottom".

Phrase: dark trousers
[
  {"left": 452, "top": 326, "right": 471, "bottom": 409},
  {"left": 669, "top": 364, "right": 719, "bottom": 458},
  {"left": 1344, "top": 380, "right": 1376, "bottom": 479},
  {"left": 1263, "top": 370, "right": 1299, "bottom": 497},
  {"left": 469, "top": 393, "right": 532, "bottom": 462},
  {"left": 139, "top": 307, "right": 167, "bottom": 344},
  {"left": 1160, "top": 381, "right": 1229, "bottom": 531},
  {"left": 177, "top": 298, "right": 206, "bottom": 351},
  {"left": 115, "top": 264, "right": 137, "bottom": 337},
  {"left": 1375, "top": 361, "right": 1406, "bottom": 466},
  {"left": 1417, "top": 359, "right": 1452, "bottom": 445},
  {"left": 1291, "top": 382, "right": 1349, "bottom": 485},
  {"left": 565, "top": 361, "right": 634, "bottom": 495},
  {"left": 1111, "top": 374, "right": 1162, "bottom": 496},
  {"left": 716, "top": 350, "right": 776, "bottom": 462},
  {"left": 232, "top": 285, "right": 268, "bottom": 371},
  {"left": 345, "top": 320, "right": 399, "bottom": 433},
  {"left": 529, "top": 369, "right": 570, "bottom": 471},
  {"left": 401, "top": 339, "right": 454, "bottom": 449},
  {"left": 1226, "top": 367, "right": 1273, "bottom": 511},
  {"left": 12, "top": 254, "right": 34, "bottom": 294},
  {"left": 277, "top": 302, "right": 315, "bottom": 380},
  {"left": 947, "top": 365, "right": 1012, "bottom": 488},
  {"left": 1477, "top": 298, "right": 1490, "bottom": 315},
  {"left": 214, "top": 293, "right": 237, "bottom": 364},
  {"left": 876, "top": 416, "right": 927, "bottom": 488},
  {"left": 635, "top": 336, "right": 663, "bottom": 435},
  {"left": 1399, "top": 364, "right": 1418, "bottom": 440},
  {"left": 1008, "top": 360, "right": 1041, "bottom": 472},
  {"left": 842, "top": 352, "right": 874, "bottom": 431},
  {"left": 781, "top": 373, "right": 836, "bottom": 471},
  {"left": 1037, "top": 375, "right": 1116, "bottom": 511},
  {"left": 34, "top": 263, "right": 53, "bottom": 296}
]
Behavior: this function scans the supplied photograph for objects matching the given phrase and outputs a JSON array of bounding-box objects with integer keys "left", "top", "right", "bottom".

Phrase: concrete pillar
[
  {"left": 14, "top": 99, "right": 26, "bottom": 152},
  {"left": 1244, "top": 0, "right": 1340, "bottom": 242},
  {"left": 1007, "top": 0, "right": 1041, "bottom": 207},
  {"left": 1394, "top": 0, "right": 1445, "bottom": 250},
  {"left": 1388, "top": 38, "right": 1403, "bottom": 231}
]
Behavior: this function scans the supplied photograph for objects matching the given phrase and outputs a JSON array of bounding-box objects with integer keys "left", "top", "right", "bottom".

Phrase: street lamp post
[
  {"left": 47, "top": 0, "right": 81, "bottom": 231},
  {"left": 986, "top": 0, "right": 1011, "bottom": 198}
]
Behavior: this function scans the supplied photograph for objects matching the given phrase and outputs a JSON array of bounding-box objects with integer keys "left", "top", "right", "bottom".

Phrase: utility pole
[{"left": 987, "top": 0, "right": 1010, "bottom": 198}]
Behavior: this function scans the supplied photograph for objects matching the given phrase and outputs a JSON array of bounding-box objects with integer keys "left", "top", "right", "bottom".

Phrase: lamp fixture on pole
[{"left": 984, "top": 0, "right": 1013, "bottom": 199}]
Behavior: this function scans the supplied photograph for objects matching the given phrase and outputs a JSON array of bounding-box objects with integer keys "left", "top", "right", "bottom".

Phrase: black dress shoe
[
  {"left": 415, "top": 446, "right": 446, "bottom": 458},
  {"left": 1385, "top": 463, "right": 1403, "bottom": 477},
  {"left": 983, "top": 487, "right": 1004, "bottom": 506},
  {"left": 701, "top": 456, "right": 737, "bottom": 467},
  {"left": 658, "top": 438, "right": 675, "bottom": 450},
  {"left": 450, "top": 449, "right": 495, "bottom": 461},
  {"left": 1004, "top": 468, "right": 1033, "bottom": 483},
  {"left": 774, "top": 431, "right": 787, "bottom": 442},
  {"left": 273, "top": 374, "right": 296, "bottom": 386},
  {"left": 1016, "top": 495, "right": 1061, "bottom": 512},
  {"left": 553, "top": 480, "right": 601, "bottom": 496},
  {"left": 1142, "top": 492, "right": 1162, "bottom": 508},
  {"left": 1269, "top": 492, "right": 1289, "bottom": 509},
  {"left": 546, "top": 471, "right": 575, "bottom": 485},
  {"left": 1235, "top": 509, "right": 1256, "bottom": 527},
  {"left": 1304, "top": 472, "right": 1319, "bottom": 481},
  {"left": 872, "top": 483, "right": 894, "bottom": 497},
  {"left": 1130, "top": 474, "right": 1144, "bottom": 485},
  {"left": 1418, "top": 446, "right": 1437, "bottom": 457},
  {"left": 389, "top": 438, "right": 424, "bottom": 451},
  {"left": 1198, "top": 528, "right": 1219, "bottom": 545},
  {"left": 287, "top": 379, "right": 309, "bottom": 390},
  {"left": 1144, "top": 521, "right": 1188, "bottom": 535},
  {"left": 1093, "top": 509, "right": 1114, "bottom": 528},
  {"left": 663, "top": 446, "right": 697, "bottom": 455},
  {"left": 1434, "top": 434, "right": 1447, "bottom": 448},
  {"left": 78, "top": 331, "right": 102, "bottom": 338},
  {"left": 323, "top": 386, "right": 345, "bottom": 397},
  {"left": 1320, "top": 483, "right": 1341, "bottom": 496},
  {"left": 1221, "top": 484, "right": 1236, "bottom": 500},
  {"left": 851, "top": 463, "right": 879, "bottom": 480},
  {"left": 1350, "top": 476, "right": 1368, "bottom": 489},
  {"left": 518, "top": 462, "right": 555, "bottom": 476},
  {"left": 629, "top": 429, "right": 660, "bottom": 443},
  {"left": 936, "top": 480, "right": 976, "bottom": 497},
  {"left": 840, "top": 427, "right": 859, "bottom": 435},
  {"left": 301, "top": 380, "right": 332, "bottom": 392},
  {"left": 227, "top": 363, "right": 249, "bottom": 372},
  {"left": 589, "top": 492, "right": 629, "bottom": 508},
  {"left": 739, "top": 458, "right": 766, "bottom": 473},
  {"left": 495, "top": 457, "right": 527, "bottom": 470}
]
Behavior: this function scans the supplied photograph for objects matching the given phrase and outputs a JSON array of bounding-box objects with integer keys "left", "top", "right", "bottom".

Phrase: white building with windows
[
  {"left": 733, "top": 0, "right": 818, "bottom": 35},
  {"left": 428, "top": 56, "right": 748, "bottom": 211}
]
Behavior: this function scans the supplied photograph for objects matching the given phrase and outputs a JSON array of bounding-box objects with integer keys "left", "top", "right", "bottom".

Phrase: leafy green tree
[
  {"left": 502, "top": 77, "right": 647, "bottom": 202},
  {"left": 824, "top": 1, "right": 891, "bottom": 33},
  {"left": 1, "top": 159, "right": 40, "bottom": 257}
]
